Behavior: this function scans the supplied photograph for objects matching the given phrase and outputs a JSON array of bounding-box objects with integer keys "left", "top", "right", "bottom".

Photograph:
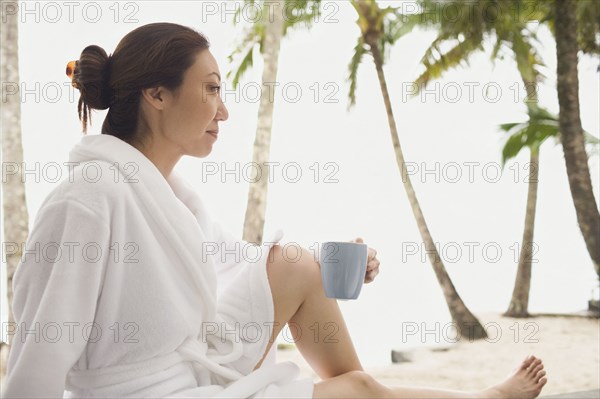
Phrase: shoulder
[{"left": 39, "top": 160, "right": 128, "bottom": 221}]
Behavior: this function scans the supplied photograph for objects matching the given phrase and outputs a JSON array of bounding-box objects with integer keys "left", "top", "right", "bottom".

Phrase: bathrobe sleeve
[
  {"left": 3, "top": 199, "right": 110, "bottom": 398},
  {"left": 209, "top": 220, "right": 284, "bottom": 297},
  {"left": 210, "top": 220, "right": 254, "bottom": 291}
]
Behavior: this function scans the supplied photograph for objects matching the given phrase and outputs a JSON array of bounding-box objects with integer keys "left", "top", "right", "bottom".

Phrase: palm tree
[
  {"left": 1, "top": 4, "right": 29, "bottom": 381},
  {"left": 347, "top": 0, "right": 486, "bottom": 339},
  {"left": 409, "top": 0, "right": 600, "bottom": 313},
  {"left": 505, "top": 0, "right": 600, "bottom": 279},
  {"left": 499, "top": 106, "right": 599, "bottom": 317},
  {"left": 406, "top": 0, "right": 562, "bottom": 318},
  {"left": 553, "top": 0, "right": 600, "bottom": 280},
  {"left": 499, "top": 107, "right": 558, "bottom": 317},
  {"left": 227, "top": 0, "right": 322, "bottom": 245}
]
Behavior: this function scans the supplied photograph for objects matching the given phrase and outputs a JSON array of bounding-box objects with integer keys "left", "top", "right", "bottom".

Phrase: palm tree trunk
[
  {"left": 504, "top": 75, "right": 540, "bottom": 318},
  {"left": 505, "top": 147, "right": 539, "bottom": 317},
  {"left": 366, "top": 38, "right": 486, "bottom": 340},
  {"left": 555, "top": 0, "right": 600, "bottom": 278},
  {"left": 1, "top": 6, "right": 29, "bottom": 380},
  {"left": 242, "top": 0, "right": 285, "bottom": 245}
]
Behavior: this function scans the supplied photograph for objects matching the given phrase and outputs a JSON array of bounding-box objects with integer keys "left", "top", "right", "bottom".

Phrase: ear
[{"left": 140, "top": 86, "right": 168, "bottom": 110}]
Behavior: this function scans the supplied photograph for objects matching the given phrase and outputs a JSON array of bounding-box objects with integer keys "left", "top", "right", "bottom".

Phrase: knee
[
  {"left": 267, "top": 244, "right": 321, "bottom": 282},
  {"left": 343, "top": 371, "right": 387, "bottom": 397},
  {"left": 314, "top": 371, "right": 389, "bottom": 398}
]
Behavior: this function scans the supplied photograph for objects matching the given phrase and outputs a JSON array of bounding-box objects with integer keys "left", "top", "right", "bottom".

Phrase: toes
[
  {"left": 520, "top": 355, "right": 536, "bottom": 370},
  {"left": 527, "top": 359, "right": 542, "bottom": 371},
  {"left": 529, "top": 362, "right": 544, "bottom": 376},
  {"left": 536, "top": 370, "right": 547, "bottom": 382},
  {"left": 537, "top": 376, "right": 548, "bottom": 387}
]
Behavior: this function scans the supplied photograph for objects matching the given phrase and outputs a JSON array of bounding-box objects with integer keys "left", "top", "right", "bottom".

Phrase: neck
[{"left": 132, "top": 136, "right": 181, "bottom": 181}]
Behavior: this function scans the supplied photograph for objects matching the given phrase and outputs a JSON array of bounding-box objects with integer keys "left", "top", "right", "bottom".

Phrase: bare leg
[
  {"left": 252, "top": 245, "right": 548, "bottom": 399},
  {"left": 312, "top": 356, "right": 548, "bottom": 399},
  {"left": 478, "top": 355, "right": 548, "bottom": 399},
  {"left": 253, "top": 244, "right": 362, "bottom": 378}
]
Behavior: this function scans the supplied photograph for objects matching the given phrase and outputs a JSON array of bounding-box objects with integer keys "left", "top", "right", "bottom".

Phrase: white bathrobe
[{"left": 2, "top": 134, "right": 314, "bottom": 398}]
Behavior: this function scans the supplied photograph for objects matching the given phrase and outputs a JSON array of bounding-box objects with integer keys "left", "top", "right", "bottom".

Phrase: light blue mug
[{"left": 319, "top": 241, "right": 368, "bottom": 300}]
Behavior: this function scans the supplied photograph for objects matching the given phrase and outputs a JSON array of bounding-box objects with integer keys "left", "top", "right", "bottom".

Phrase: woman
[{"left": 3, "top": 22, "right": 548, "bottom": 398}]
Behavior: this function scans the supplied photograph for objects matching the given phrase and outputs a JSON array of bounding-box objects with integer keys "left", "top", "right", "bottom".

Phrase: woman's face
[{"left": 154, "top": 49, "right": 228, "bottom": 158}]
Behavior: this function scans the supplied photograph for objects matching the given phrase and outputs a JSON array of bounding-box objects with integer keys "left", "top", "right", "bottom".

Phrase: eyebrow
[{"left": 207, "top": 72, "right": 221, "bottom": 81}]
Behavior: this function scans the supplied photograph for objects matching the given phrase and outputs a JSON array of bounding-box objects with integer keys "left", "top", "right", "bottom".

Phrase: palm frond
[
  {"left": 227, "top": 24, "right": 262, "bottom": 63},
  {"left": 227, "top": 0, "right": 323, "bottom": 86},
  {"left": 282, "top": 0, "right": 322, "bottom": 34},
  {"left": 502, "top": 128, "right": 530, "bottom": 165},
  {"left": 584, "top": 131, "right": 600, "bottom": 146},
  {"left": 510, "top": 28, "right": 546, "bottom": 84},
  {"left": 584, "top": 132, "right": 600, "bottom": 158},
  {"left": 413, "top": 33, "right": 484, "bottom": 92},
  {"left": 387, "top": 11, "right": 425, "bottom": 43},
  {"left": 489, "top": 37, "right": 507, "bottom": 66},
  {"left": 226, "top": 24, "right": 262, "bottom": 88},
  {"left": 576, "top": 0, "right": 600, "bottom": 55},
  {"left": 232, "top": 0, "right": 258, "bottom": 27},
  {"left": 229, "top": 46, "right": 256, "bottom": 89},
  {"left": 347, "top": 37, "right": 367, "bottom": 109},
  {"left": 499, "top": 122, "right": 523, "bottom": 133},
  {"left": 499, "top": 105, "right": 560, "bottom": 165}
]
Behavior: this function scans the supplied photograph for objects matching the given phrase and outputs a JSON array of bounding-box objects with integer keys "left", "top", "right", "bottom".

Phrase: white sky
[{"left": 2, "top": 0, "right": 599, "bottom": 366}]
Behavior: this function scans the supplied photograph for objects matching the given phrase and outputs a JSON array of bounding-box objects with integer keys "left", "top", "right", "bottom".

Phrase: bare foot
[{"left": 479, "top": 355, "right": 548, "bottom": 399}]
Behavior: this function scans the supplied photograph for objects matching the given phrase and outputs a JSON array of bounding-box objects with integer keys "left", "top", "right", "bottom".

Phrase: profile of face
[{"left": 140, "top": 49, "right": 228, "bottom": 158}]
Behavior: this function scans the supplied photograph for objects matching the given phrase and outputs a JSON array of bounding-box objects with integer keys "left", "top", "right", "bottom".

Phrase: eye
[{"left": 209, "top": 84, "right": 221, "bottom": 93}]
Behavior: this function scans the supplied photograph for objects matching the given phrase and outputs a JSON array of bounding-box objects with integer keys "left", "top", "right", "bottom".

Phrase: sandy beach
[{"left": 276, "top": 313, "right": 600, "bottom": 396}]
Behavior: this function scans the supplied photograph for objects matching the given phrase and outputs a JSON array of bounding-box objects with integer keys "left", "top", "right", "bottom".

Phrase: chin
[{"left": 187, "top": 147, "right": 211, "bottom": 158}]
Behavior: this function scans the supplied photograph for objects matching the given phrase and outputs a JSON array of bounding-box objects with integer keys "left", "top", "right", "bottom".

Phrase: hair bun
[{"left": 75, "top": 45, "right": 113, "bottom": 110}]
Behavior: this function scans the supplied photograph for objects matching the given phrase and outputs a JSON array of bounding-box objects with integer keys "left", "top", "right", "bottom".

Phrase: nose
[{"left": 216, "top": 96, "right": 229, "bottom": 122}]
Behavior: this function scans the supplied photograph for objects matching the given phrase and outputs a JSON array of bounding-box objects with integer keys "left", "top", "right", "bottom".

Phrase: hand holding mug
[{"left": 350, "top": 237, "right": 380, "bottom": 284}]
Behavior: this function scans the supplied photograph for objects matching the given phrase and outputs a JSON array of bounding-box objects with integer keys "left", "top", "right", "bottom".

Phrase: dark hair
[{"left": 70, "top": 22, "right": 210, "bottom": 146}]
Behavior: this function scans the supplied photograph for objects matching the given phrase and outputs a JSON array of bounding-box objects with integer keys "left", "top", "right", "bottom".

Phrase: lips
[{"left": 207, "top": 130, "right": 218, "bottom": 139}]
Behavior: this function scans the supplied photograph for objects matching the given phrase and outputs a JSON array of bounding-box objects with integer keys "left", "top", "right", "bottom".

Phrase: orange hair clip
[{"left": 66, "top": 60, "right": 78, "bottom": 89}]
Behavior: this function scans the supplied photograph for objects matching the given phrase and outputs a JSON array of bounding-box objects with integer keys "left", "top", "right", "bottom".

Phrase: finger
[
  {"left": 364, "top": 272, "right": 374, "bottom": 283},
  {"left": 371, "top": 270, "right": 379, "bottom": 282},
  {"left": 365, "top": 269, "right": 378, "bottom": 283},
  {"left": 366, "top": 259, "right": 380, "bottom": 272},
  {"left": 367, "top": 258, "right": 381, "bottom": 270},
  {"left": 355, "top": 237, "right": 364, "bottom": 243},
  {"left": 368, "top": 248, "right": 377, "bottom": 261}
]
